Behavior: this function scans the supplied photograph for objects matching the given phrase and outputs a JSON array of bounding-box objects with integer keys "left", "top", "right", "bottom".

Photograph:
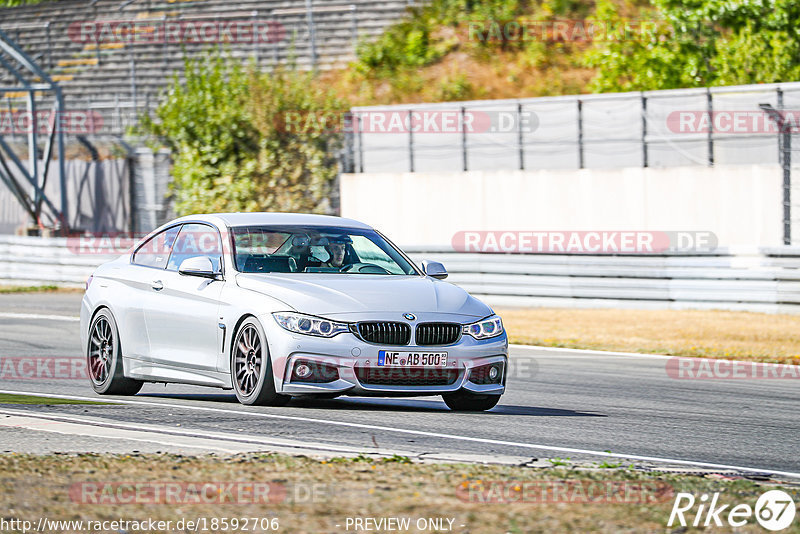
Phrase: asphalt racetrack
[{"left": 0, "top": 292, "right": 798, "bottom": 477}]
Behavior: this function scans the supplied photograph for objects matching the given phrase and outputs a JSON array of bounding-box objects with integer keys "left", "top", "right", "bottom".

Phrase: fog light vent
[
  {"left": 291, "top": 360, "right": 339, "bottom": 383},
  {"left": 469, "top": 363, "right": 504, "bottom": 385}
]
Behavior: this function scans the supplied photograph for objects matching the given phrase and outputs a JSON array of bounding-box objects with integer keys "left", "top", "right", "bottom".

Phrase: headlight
[
  {"left": 462, "top": 315, "right": 504, "bottom": 340},
  {"left": 272, "top": 312, "right": 350, "bottom": 338}
]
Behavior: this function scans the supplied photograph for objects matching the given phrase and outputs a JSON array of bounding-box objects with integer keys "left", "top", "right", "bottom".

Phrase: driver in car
[{"left": 322, "top": 237, "right": 349, "bottom": 269}]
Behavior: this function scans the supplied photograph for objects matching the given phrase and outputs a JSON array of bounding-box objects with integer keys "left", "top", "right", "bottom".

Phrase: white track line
[
  {"left": 0, "top": 412, "right": 251, "bottom": 453},
  {"left": 510, "top": 344, "right": 673, "bottom": 360},
  {"left": 0, "top": 312, "right": 79, "bottom": 322},
  {"left": 0, "top": 409, "right": 414, "bottom": 457},
  {"left": 0, "top": 409, "right": 536, "bottom": 465},
  {"left": 1, "top": 388, "right": 798, "bottom": 479}
]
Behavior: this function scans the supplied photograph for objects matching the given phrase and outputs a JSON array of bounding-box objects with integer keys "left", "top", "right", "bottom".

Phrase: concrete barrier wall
[{"left": 340, "top": 164, "right": 783, "bottom": 248}]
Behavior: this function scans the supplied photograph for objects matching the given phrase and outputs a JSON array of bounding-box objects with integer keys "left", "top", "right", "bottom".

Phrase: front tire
[
  {"left": 87, "top": 309, "right": 143, "bottom": 396},
  {"left": 231, "top": 317, "right": 290, "bottom": 406},
  {"left": 442, "top": 391, "right": 500, "bottom": 412}
]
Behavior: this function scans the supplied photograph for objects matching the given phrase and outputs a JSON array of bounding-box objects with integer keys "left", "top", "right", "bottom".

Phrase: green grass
[
  {"left": 0, "top": 285, "right": 64, "bottom": 293},
  {"left": 0, "top": 393, "right": 109, "bottom": 405},
  {"left": 0, "top": 285, "right": 82, "bottom": 294},
  {"left": 0, "top": 0, "right": 59, "bottom": 7}
]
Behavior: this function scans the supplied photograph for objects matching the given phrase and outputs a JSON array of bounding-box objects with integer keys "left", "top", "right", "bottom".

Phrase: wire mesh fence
[
  {"left": 350, "top": 83, "right": 800, "bottom": 173},
  {"left": 349, "top": 82, "right": 800, "bottom": 244}
]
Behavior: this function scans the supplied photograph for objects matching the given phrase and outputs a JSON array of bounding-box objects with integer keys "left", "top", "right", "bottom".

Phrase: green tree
[
  {"left": 588, "top": 0, "right": 800, "bottom": 91},
  {"left": 139, "top": 53, "right": 345, "bottom": 216}
]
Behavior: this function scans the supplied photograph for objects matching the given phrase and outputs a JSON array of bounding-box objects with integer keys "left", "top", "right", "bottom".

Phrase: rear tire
[
  {"left": 442, "top": 391, "right": 500, "bottom": 412},
  {"left": 87, "top": 309, "right": 143, "bottom": 396},
  {"left": 231, "top": 317, "right": 291, "bottom": 406}
]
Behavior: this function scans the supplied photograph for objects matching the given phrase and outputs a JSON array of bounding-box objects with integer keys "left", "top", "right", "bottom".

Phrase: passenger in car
[{"left": 289, "top": 236, "right": 321, "bottom": 272}]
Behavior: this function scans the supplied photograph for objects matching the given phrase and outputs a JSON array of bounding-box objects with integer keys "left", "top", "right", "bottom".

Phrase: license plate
[{"left": 377, "top": 350, "right": 447, "bottom": 367}]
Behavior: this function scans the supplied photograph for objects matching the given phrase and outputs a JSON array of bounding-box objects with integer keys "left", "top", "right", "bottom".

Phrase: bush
[
  {"left": 139, "top": 53, "right": 346, "bottom": 216},
  {"left": 587, "top": 0, "right": 800, "bottom": 91},
  {"left": 356, "top": 17, "right": 447, "bottom": 73},
  {"left": 0, "top": 0, "right": 57, "bottom": 6},
  {"left": 354, "top": 0, "right": 532, "bottom": 75}
]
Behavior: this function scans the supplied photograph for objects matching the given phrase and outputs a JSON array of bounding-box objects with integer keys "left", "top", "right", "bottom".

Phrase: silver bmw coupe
[{"left": 81, "top": 213, "right": 508, "bottom": 411}]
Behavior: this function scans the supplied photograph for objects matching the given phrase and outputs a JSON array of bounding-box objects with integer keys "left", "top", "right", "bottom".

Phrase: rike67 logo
[{"left": 669, "top": 490, "right": 796, "bottom": 531}]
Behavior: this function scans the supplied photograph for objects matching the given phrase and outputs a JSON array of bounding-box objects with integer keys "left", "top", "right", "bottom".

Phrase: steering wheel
[{"left": 339, "top": 262, "right": 391, "bottom": 274}]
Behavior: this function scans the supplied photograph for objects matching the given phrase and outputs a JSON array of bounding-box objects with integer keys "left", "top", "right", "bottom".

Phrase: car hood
[{"left": 236, "top": 273, "right": 492, "bottom": 321}]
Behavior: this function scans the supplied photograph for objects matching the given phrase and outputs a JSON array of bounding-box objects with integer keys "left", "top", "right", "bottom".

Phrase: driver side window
[
  {"left": 132, "top": 226, "right": 180, "bottom": 269},
  {"left": 166, "top": 223, "right": 222, "bottom": 272}
]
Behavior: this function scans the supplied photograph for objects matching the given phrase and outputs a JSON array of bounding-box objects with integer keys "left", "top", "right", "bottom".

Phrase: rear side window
[
  {"left": 166, "top": 223, "right": 223, "bottom": 272},
  {"left": 132, "top": 226, "right": 180, "bottom": 269}
]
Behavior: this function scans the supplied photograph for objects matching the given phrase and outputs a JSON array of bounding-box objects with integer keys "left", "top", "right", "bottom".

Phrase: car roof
[{"left": 175, "top": 212, "right": 373, "bottom": 230}]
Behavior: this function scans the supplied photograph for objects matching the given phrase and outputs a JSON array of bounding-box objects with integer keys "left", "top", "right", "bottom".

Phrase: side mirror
[
  {"left": 178, "top": 256, "right": 221, "bottom": 279},
  {"left": 422, "top": 260, "right": 448, "bottom": 279}
]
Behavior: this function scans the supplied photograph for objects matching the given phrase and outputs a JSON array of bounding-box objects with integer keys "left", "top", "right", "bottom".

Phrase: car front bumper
[{"left": 260, "top": 314, "right": 508, "bottom": 397}]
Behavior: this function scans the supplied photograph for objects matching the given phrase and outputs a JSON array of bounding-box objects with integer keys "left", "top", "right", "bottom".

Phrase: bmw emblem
[{"left": 403, "top": 313, "right": 416, "bottom": 321}]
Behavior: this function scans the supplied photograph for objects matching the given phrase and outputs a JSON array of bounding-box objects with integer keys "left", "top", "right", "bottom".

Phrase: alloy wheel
[
  {"left": 234, "top": 323, "right": 262, "bottom": 396},
  {"left": 88, "top": 316, "right": 113, "bottom": 385}
]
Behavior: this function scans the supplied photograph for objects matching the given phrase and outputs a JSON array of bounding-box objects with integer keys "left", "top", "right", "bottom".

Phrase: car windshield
[{"left": 231, "top": 225, "right": 419, "bottom": 275}]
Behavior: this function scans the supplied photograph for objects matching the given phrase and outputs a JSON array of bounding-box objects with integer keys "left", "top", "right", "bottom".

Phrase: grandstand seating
[{"left": 0, "top": 0, "right": 414, "bottom": 133}]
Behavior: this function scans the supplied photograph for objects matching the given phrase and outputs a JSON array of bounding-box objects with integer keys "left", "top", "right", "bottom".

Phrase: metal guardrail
[
  {"left": 404, "top": 249, "right": 800, "bottom": 313},
  {"left": 3, "top": 236, "right": 800, "bottom": 313},
  {"left": 0, "top": 235, "right": 117, "bottom": 286}
]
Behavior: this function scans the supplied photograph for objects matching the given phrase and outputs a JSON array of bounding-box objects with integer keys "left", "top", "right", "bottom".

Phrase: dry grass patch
[
  {"left": 498, "top": 308, "right": 800, "bottom": 365},
  {"left": 0, "top": 453, "right": 796, "bottom": 533},
  {"left": 319, "top": 49, "right": 595, "bottom": 107}
]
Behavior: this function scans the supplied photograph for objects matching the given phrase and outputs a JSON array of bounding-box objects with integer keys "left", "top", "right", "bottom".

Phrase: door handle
[{"left": 151, "top": 280, "right": 164, "bottom": 291}]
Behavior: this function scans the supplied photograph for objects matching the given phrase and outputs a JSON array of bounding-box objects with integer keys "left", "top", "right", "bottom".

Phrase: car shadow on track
[
  {"left": 303, "top": 397, "right": 606, "bottom": 416},
  {"left": 137, "top": 392, "right": 605, "bottom": 416},
  {"left": 138, "top": 392, "right": 240, "bottom": 403}
]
